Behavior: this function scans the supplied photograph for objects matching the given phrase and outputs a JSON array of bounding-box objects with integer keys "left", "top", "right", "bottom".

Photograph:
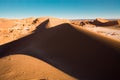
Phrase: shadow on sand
[{"left": 0, "top": 19, "right": 120, "bottom": 80}]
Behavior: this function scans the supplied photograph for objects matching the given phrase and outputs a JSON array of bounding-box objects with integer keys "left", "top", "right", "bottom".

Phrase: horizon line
[{"left": 0, "top": 16, "right": 120, "bottom": 20}]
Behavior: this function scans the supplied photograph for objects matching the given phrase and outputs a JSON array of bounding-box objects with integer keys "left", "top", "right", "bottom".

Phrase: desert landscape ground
[{"left": 0, "top": 17, "right": 120, "bottom": 80}]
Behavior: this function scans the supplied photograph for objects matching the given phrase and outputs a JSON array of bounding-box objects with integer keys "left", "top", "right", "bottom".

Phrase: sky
[{"left": 0, "top": 0, "right": 120, "bottom": 19}]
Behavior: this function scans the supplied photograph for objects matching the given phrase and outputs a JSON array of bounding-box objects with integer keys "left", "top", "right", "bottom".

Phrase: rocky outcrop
[
  {"left": 71, "top": 20, "right": 82, "bottom": 25},
  {"left": 71, "top": 20, "right": 90, "bottom": 26},
  {"left": 79, "top": 20, "right": 90, "bottom": 26}
]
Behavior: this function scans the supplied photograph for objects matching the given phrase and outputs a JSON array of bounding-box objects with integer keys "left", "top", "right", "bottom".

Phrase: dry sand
[
  {"left": 71, "top": 18, "right": 120, "bottom": 42},
  {"left": 0, "top": 17, "right": 120, "bottom": 80},
  {"left": 0, "top": 54, "right": 75, "bottom": 80},
  {"left": 84, "top": 26, "right": 120, "bottom": 41}
]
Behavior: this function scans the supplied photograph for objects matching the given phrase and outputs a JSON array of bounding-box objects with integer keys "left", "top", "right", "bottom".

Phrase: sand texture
[{"left": 0, "top": 17, "right": 120, "bottom": 80}]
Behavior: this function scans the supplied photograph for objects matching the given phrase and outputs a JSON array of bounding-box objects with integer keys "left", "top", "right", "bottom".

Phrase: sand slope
[
  {"left": 0, "top": 17, "right": 70, "bottom": 45},
  {"left": 0, "top": 17, "right": 120, "bottom": 80},
  {"left": 0, "top": 54, "right": 75, "bottom": 80}
]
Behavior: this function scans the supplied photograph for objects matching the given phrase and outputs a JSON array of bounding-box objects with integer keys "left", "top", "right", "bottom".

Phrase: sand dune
[
  {"left": 0, "top": 17, "right": 120, "bottom": 80},
  {"left": 95, "top": 18, "right": 109, "bottom": 23},
  {"left": 0, "top": 54, "right": 75, "bottom": 80},
  {"left": 92, "top": 18, "right": 119, "bottom": 26},
  {"left": 71, "top": 18, "right": 120, "bottom": 27},
  {"left": 33, "top": 17, "right": 70, "bottom": 28},
  {"left": 70, "top": 19, "right": 120, "bottom": 41}
]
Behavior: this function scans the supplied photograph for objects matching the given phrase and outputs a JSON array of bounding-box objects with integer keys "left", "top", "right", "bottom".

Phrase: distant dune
[
  {"left": 0, "top": 17, "right": 120, "bottom": 80},
  {"left": 71, "top": 18, "right": 120, "bottom": 41},
  {"left": 91, "top": 18, "right": 119, "bottom": 26}
]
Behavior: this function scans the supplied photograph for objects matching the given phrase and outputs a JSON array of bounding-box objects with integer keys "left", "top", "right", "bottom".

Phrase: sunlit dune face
[
  {"left": 0, "top": 54, "right": 76, "bottom": 80},
  {"left": 0, "top": 19, "right": 16, "bottom": 28}
]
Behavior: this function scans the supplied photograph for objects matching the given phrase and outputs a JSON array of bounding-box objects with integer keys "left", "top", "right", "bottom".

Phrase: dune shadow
[{"left": 0, "top": 19, "right": 120, "bottom": 80}]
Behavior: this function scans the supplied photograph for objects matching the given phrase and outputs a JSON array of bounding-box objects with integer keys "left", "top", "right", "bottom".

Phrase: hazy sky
[{"left": 0, "top": 0, "right": 120, "bottom": 19}]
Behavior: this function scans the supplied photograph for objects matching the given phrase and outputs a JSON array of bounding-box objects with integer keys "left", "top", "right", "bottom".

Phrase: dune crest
[
  {"left": 95, "top": 18, "right": 109, "bottom": 23},
  {"left": 46, "top": 17, "right": 70, "bottom": 28},
  {"left": 33, "top": 17, "right": 70, "bottom": 28}
]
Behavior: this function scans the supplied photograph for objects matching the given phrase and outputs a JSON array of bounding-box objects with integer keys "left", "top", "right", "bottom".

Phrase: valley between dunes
[{"left": 0, "top": 17, "right": 120, "bottom": 80}]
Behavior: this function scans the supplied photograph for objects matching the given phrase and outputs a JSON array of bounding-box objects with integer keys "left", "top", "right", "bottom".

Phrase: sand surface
[
  {"left": 0, "top": 54, "right": 75, "bottom": 80},
  {"left": 0, "top": 17, "right": 120, "bottom": 80},
  {"left": 84, "top": 26, "right": 120, "bottom": 41}
]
